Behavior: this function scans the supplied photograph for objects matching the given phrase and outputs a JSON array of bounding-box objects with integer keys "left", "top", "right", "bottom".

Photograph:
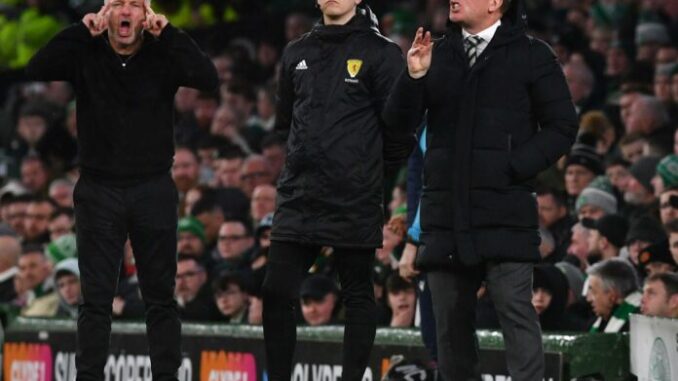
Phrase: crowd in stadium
[{"left": 0, "top": 0, "right": 677, "bottom": 337}]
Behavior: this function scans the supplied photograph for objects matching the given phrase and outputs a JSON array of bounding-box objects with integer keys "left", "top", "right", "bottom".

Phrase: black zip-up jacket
[
  {"left": 271, "top": 7, "right": 408, "bottom": 248},
  {"left": 384, "top": 0, "right": 578, "bottom": 265},
  {"left": 26, "top": 23, "right": 218, "bottom": 185}
]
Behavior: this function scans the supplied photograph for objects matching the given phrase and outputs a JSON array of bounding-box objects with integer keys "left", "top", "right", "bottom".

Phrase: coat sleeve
[
  {"left": 273, "top": 46, "right": 294, "bottom": 138},
  {"left": 160, "top": 24, "right": 218, "bottom": 92},
  {"left": 382, "top": 59, "right": 427, "bottom": 137},
  {"left": 509, "top": 39, "right": 578, "bottom": 181},
  {"left": 25, "top": 22, "right": 91, "bottom": 82}
]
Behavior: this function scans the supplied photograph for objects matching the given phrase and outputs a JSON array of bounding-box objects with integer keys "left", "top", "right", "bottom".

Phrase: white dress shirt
[{"left": 462, "top": 19, "right": 502, "bottom": 58}]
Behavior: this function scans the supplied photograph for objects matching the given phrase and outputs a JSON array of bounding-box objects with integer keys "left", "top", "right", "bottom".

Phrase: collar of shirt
[{"left": 462, "top": 19, "right": 502, "bottom": 56}]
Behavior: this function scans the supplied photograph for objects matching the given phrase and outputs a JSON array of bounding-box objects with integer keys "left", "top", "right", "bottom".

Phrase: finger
[
  {"left": 97, "top": 2, "right": 110, "bottom": 17},
  {"left": 424, "top": 31, "right": 432, "bottom": 46},
  {"left": 144, "top": 1, "right": 156, "bottom": 16}
]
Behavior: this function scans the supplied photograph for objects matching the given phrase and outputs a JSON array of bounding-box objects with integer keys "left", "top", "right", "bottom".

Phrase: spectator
[
  {"left": 567, "top": 222, "right": 591, "bottom": 270},
  {"left": 44, "top": 233, "right": 77, "bottom": 264},
  {"left": 626, "top": 96, "right": 672, "bottom": 155},
  {"left": 618, "top": 133, "right": 647, "bottom": 164},
  {"left": 625, "top": 156, "right": 661, "bottom": 215},
  {"left": 190, "top": 192, "right": 226, "bottom": 251},
  {"left": 653, "top": 154, "right": 678, "bottom": 198},
  {"left": 0, "top": 236, "right": 21, "bottom": 302},
  {"left": 605, "top": 158, "right": 632, "bottom": 195},
  {"left": 634, "top": 23, "right": 670, "bottom": 64},
  {"left": 20, "top": 155, "right": 50, "bottom": 196},
  {"left": 48, "top": 207, "right": 74, "bottom": 242},
  {"left": 385, "top": 274, "right": 416, "bottom": 328},
  {"left": 563, "top": 61, "right": 597, "bottom": 116},
  {"left": 637, "top": 241, "right": 676, "bottom": 277},
  {"left": 250, "top": 184, "right": 276, "bottom": 223},
  {"left": 215, "top": 220, "right": 254, "bottom": 271},
  {"left": 177, "top": 217, "right": 206, "bottom": 259},
  {"left": 175, "top": 255, "right": 221, "bottom": 322},
  {"left": 172, "top": 147, "right": 200, "bottom": 196},
  {"left": 565, "top": 144, "right": 603, "bottom": 210},
  {"left": 4, "top": 194, "right": 31, "bottom": 238},
  {"left": 666, "top": 220, "right": 678, "bottom": 271},
  {"left": 586, "top": 259, "right": 641, "bottom": 333},
  {"left": 582, "top": 214, "right": 629, "bottom": 261},
  {"left": 640, "top": 273, "right": 678, "bottom": 318},
  {"left": 537, "top": 187, "right": 574, "bottom": 262},
  {"left": 23, "top": 197, "right": 56, "bottom": 245},
  {"left": 260, "top": 132, "right": 287, "bottom": 181},
  {"left": 575, "top": 176, "right": 618, "bottom": 220},
  {"left": 300, "top": 275, "right": 339, "bottom": 326},
  {"left": 213, "top": 272, "right": 250, "bottom": 324},
  {"left": 47, "top": 179, "right": 74, "bottom": 208},
  {"left": 53, "top": 258, "right": 81, "bottom": 318},
  {"left": 18, "top": 246, "right": 56, "bottom": 316},
  {"left": 532, "top": 264, "right": 570, "bottom": 331},
  {"left": 626, "top": 216, "right": 667, "bottom": 266},
  {"left": 240, "top": 155, "right": 273, "bottom": 198},
  {"left": 213, "top": 146, "right": 246, "bottom": 189},
  {"left": 255, "top": 87, "right": 277, "bottom": 132}
]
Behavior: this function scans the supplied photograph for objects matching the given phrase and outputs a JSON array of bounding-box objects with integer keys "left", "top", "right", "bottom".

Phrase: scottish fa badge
[{"left": 347, "top": 59, "right": 363, "bottom": 78}]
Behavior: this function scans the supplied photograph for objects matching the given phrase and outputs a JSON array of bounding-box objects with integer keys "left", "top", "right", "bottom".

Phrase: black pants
[
  {"left": 74, "top": 174, "right": 181, "bottom": 381},
  {"left": 427, "top": 261, "right": 543, "bottom": 381},
  {"left": 262, "top": 241, "right": 376, "bottom": 381}
]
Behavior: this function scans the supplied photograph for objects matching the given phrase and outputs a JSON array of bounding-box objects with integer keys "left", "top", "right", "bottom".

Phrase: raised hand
[
  {"left": 82, "top": 2, "right": 111, "bottom": 36},
  {"left": 407, "top": 27, "right": 433, "bottom": 79},
  {"left": 142, "top": 2, "right": 168, "bottom": 37}
]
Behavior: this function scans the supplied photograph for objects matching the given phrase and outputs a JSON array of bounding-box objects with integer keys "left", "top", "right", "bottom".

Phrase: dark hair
[
  {"left": 223, "top": 218, "right": 254, "bottom": 237},
  {"left": 618, "top": 132, "right": 646, "bottom": 146},
  {"left": 196, "top": 91, "right": 220, "bottom": 103},
  {"left": 500, "top": 0, "right": 512, "bottom": 14},
  {"left": 21, "top": 243, "right": 45, "bottom": 256},
  {"left": 646, "top": 272, "right": 678, "bottom": 297},
  {"left": 190, "top": 189, "right": 222, "bottom": 216},
  {"left": 217, "top": 145, "right": 247, "bottom": 160},
  {"left": 227, "top": 81, "right": 256, "bottom": 103},
  {"left": 212, "top": 271, "right": 250, "bottom": 294},
  {"left": 386, "top": 273, "right": 416, "bottom": 294},
  {"left": 261, "top": 132, "right": 287, "bottom": 150},
  {"left": 177, "top": 254, "right": 203, "bottom": 268},
  {"left": 536, "top": 187, "right": 567, "bottom": 208},
  {"left": 50, "top": 207, "right": 74, "bottom": 222}
]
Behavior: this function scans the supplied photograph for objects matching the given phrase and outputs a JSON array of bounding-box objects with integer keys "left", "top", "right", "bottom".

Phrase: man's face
[
  {"left": 217, "top": 222, "right": 253, "bottom": 260},
  {"left": 175, "top": 260, "right": 206, "bottom": 303},
  {"left": 56, "top": 274, "right": 81, "bottom": 306},
  {"left": 317, "top": 0, "right": 360, "bottom": 19},
  {"left": 606, "top": 47, "right": 629, "bottom": 76},
  {"left": 619, "top": 93, "right": 639, "bottom": 126},
  {"left": 301, "top": 293, "right": 336, "bottom": 326},
  {"left": 654, "top": 75, "right": 671, "bottom": 102},
  {"left": 17, "top": 116, "right": 47, "bottom": 146},
  {"left": 387, "top": 288, "right": 416, "bottom": 326},
  {"left": 669, "top": 233, "right": 678, "bottom": 265},
  {"left": 537, "top": 194, "right": 566, "bottom": 228},
  {"left": 49, "top": 183, "right": 73, "bottom": 208},
  {"left": 172, "top": 150, "right": 199, "bottom": 194},
  {"left": 7, "top": 202, "right": 27, "bottom": 236},
  {"left": 624, "top": 176, "right": 653, "bottom": 206},
  {"left": 240, "top": 160, "right": 273, "bottom": 197},
  {"left": 49, "top": 214, "right": 74, "bottom": 242},
  {"left": 532, "top": 288, "right": 553, "bottom": 315},
  {"left": 21, "top": 161, "right": 49, "bottom": 194},
  {"left": 107, "top": 0, "right": 146, "bottom": 48},
  {"left": 567, "top": 226, "right": 590, "bottom": 265},
  {"left": 215, "top": 158, "right": 243, "bottom": 188},
  {"left": 564, "top": 66, "right": 591, "bottom": 104},
  {"left": 586, "top": 275, "right": 618, "bottom": 319},
  {"left": 449, "top": 0, "right": 499, "bottom": 28},
  {"left": 587, "top": 229, "right": 604, "bottom": 258},
  {"left": 195, "top": 210, "right": 223, "bottom": 243},
  {"left": 210, "top": 106, "right": 239, "bottom": 138},
  {"left": 641, "top": 280, "right": 672, "bottom": 317},
  {"left": 177, "top": 232, "right": 205, "bottom": 257},
  {"left": 620, "top": 140, "right": 645, "bottom": 164},
  {"left": 629, "top": 240, "right": 652, "bottom": 265},
  {"left": 215, "top": 283, "right": 249, "bottom": 317},
  {"left": 659, "top": 191, "right": 678, "bottom": 225},
  {"left": 606, "top": 164, "right": 631, "bottom": 192},
  {"left": 194, "top": 98, "right": 219, "bottom": 129},
  {"left": 565, "top": 165, "right": 595, "bottom": 196},
  {"left": 24, "top": 201, "right": 54, "bottom": 240},
  {"left": 251, "top": 185, "right": 276, "bottom": 221},
  {"left": 578, "top": 204, "right": 606, "bottom": 221},
  {"left": 262, "top": 145, "right": 286, "bottom": 179},
  {"left": 18, "top": 253, "right": 51, "bottom": 290}
]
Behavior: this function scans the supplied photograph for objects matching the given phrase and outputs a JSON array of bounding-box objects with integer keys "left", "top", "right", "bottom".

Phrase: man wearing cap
[
  {"left": 634, "top": 22, "right": 670, "bottom": 63},
  {"left": 624, "top": 156, "right": 661, "bottom": 218},
  {"left": 626, "top": 96, "right": 673, "bottom": 155},
  {"left": 299, "top": 274, "right": 340, "bottom": 326},
  {"left": 653, "top": 154, "right": 678, "bottom": 197},
  {"left": 177, "top": 216, "right": 206, "bottom": 258},
  {"left": 583, "top": 214, "right": 629, "bottom": 262},
  {"left": 626, "top": 216, "right": 667, "bottom": 266},
  {"left": 565, "top": 144, "right": 603, "bottom": 214},
  {"left": 575, "top": 176, "right": 618, "bottom": 221},
  {"left": 53, "top": 258, "right": 82, "bottom": 319},
  {"left": 637, "top": 241, "right": 676, "bottom": 277}
]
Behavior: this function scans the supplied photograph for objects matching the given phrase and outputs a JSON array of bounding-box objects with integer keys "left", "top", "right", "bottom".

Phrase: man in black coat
[
  {"left": 25, "top": 1, "right": 218, "bottom": 380},
  {"left": 384, "top": 0, "right": 578, "bottom": 380},
  {"left": 263, "top": 1, "right": 409, "bottom": 381}
]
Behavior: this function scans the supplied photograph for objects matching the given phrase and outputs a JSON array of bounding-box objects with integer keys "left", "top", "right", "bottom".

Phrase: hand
[
  {"left": 82, "top": 3, "right": 111, "bottom": 36},
  {"left": 112, "top": 297, "right": 126, "bottom": 316},
  {"left": 407, "top": 27, "right": 433, "bottom": 79},
  {"left": 143, "top": 2, "right": 168, "bottom": 37},
  {"left": 398, "top": 242, "right": 420, "bottom": 282}
]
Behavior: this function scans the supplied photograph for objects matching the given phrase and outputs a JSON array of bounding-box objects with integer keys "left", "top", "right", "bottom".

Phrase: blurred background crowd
[{"left": 0, "top": 0, "right": 677, "bottom": 335}]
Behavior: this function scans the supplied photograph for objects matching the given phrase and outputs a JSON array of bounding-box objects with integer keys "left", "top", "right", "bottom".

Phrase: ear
[
  {"left": 669, "top": 294, "right": 678, "bottom": 310},
  {"left": 489, "top": 0, "right": 503, "bottom": 13}
]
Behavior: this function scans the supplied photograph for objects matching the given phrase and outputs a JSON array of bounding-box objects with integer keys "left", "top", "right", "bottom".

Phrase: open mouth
[
  {"left": 119, "top": 20, "right": 131, "bottom": 36},
  {"left": 451, "top": 1, "right": 460, "bottom": 11}
]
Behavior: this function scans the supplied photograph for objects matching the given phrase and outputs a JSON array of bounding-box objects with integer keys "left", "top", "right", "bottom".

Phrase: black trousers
[
  {"left": 427, "top": 261, "right": 543, "bottom": 381},
  {"left": 262, "top": 241, "right": 376, "bottom": 381},
  {"left": 74, "top": 174, "right": 181, "bottom": 381}
]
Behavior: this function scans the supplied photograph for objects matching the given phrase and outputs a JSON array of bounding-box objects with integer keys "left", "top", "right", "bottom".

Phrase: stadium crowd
[{"left": 0, "top": 0, "right": 677, "bottom": 337}]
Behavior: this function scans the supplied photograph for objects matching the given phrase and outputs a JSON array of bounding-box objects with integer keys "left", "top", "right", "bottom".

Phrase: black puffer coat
[
  {"left": 271, "top": 7, "right": 407, "bottom": 248},
  {"left": 384, "top": 0, "right": 578, "bottom": 265}
]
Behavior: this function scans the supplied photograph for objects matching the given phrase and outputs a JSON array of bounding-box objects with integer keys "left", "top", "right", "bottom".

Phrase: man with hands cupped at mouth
[{"left": 25, "top": 1, "right": 218, "bottom": 380}]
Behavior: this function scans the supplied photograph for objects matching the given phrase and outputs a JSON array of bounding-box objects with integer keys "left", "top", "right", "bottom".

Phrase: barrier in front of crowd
[
  {"left": 1, "top": 318, "right": 629, "bottom": 381},
  {"left": 630, "top": 314, "right": 678, "bottom": 381}
]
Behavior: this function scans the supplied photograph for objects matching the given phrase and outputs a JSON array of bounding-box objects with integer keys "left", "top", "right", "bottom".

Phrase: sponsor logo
[
  {"left": 291, "top": 363, "right": 372, "bottom": 381},
  {"left": 649, "top": 337, "right": 671, "bottom": 381},
  {"left": 104, "top": 353, "right": 192, "bottom": 381},
  {"left": 200, "top": 351, "right": 256, "bottom": 381},
  {"left": 3, "top": 342, "right": 53, "bottom": 381},
  {"left": 296, "top": 60, "right": 308, "bottom": 71}
]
